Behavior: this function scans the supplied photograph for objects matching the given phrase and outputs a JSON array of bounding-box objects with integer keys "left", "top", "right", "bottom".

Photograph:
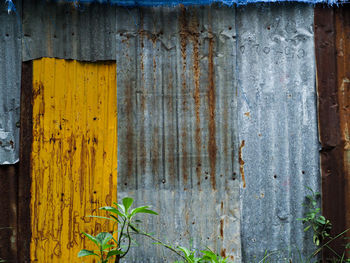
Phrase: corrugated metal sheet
[
  {"left": 335, "top": 5, "right": 350, "bottom": 244},
  {"left": 0, "top": 0, "right": 21, "bottom": 164},
  {"left": 22, "top": 0, "right": 116, "bottom": 61},
  {"left": 237, "top": 4, "right": 320, "bottom": 262},
  {"left": 116, "top": 6, "right": 241, "bottom": 262},
  {"left": 30, "top": 58, "right": 117, "bottom": 262},
  {"left": 314, "top": 6, "right": 350, "bottom": 259}
]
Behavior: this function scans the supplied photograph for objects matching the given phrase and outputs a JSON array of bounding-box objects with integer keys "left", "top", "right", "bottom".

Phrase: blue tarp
[
  {"left": 3, "top": 0, "right": 346, "bottom": 13},
  {"left": 54, "top": 0, "right": 342, "bottom": 5}
]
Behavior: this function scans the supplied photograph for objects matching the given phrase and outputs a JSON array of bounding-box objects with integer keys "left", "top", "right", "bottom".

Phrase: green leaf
[
  {"left": 82, "top": 232, "right": 99, "bottom": 247},
  {"left": 96, "top": 232, "right": 113, "bottom": 248},
  {"left": 122, "top": 197, "right": 134, "bottom": 213},
  {"left": 107, "top": 249, "right": 124, "bottom": 259},
  {"left": 100, "top": 206, "right": 126, "bottom": 219},
  {"left": 130, "top": 206, "right": 158, "bottom": 217},
  {"left": 88, "top": 215, "right": 117, "bottom": 222},
  {"left": 178, "top": 246, "right": 192, "bottom": 258},
  {"left": 78, "top": 249, "right": 98, "bottom": 257},
  {"left": 304, "top": 225, "right": 311, "bottom": 232},
  {"left": 116, "top": 204, "right": 126, "bottom": 215}
]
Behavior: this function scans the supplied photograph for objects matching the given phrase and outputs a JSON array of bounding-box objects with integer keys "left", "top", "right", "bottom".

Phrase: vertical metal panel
[
  {"left": 22, "top": 0, "right": 116, "bottom": 61},
  {"left": 315, "top": 6, "right": 350, "bottom": 259},
  {"left": 18, "top": 61, "right": 33, "bottom": 263},
  {"left": 0, "top": 0, "right": 21, "bottom": 164},
  {"left": 30, "top": 58, "right": 117, "bottom": 262},
  {"left": 335, "top": 6, "right": 350, "bottom": 243},
  {"left": 0, "top": 164, "right": 18, "bottom": 262},
  {"left": 237, "top": 4, "right": 320, "bottom": 262},
  {"left": 116, "top": 6, "right": 240, "bottom": 262}
]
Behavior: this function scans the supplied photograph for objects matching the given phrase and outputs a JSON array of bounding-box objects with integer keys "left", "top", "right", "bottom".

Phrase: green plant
[
  {"left": 260, "top": 187, "right": 350, "bottom": 263},
  {"left": 78, "top": 197, "right": 158, "bottom": 263},
  {"left": 297, "top": 187, "right": 332, "bottom": 246},
  {"left": 173, "top": 247, "right": 230, "bottom": 263},
  {"left": 173, "top": 246, "right": 202, "bottom": 263},
  {"left": 200, "top": 248, "right": 229, "bottom": 263}
]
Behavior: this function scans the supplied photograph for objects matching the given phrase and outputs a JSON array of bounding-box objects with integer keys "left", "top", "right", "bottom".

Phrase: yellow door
[{"left": 31, "top": 58, "right": 117, "bottom": 262}]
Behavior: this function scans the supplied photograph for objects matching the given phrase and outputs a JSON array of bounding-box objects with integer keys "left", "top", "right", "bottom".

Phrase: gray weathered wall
[
  {"left": 116, "top": 5, "right": 241, "bottom": 262},
  {"left": 237, "top": 4, "right": 319, "bottom": 262}
]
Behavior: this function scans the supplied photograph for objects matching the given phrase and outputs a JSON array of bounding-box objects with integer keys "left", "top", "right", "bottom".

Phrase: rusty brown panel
[
  {"left": 0, "top": 164, "right": 18, "bottom": 262},
  {"left": 315, "top": 6, "right": 347, "bottom": 259},
  {"left": 18, "top": 61, "right": 33, "bottom": 263},
  {"left": 335, "top": 5, "right": 350, "bottom": 254}
]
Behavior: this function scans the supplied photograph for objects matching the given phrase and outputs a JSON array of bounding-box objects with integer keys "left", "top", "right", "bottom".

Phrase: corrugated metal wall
[
  {"left": 0, "top": 0, "right": 21, "bottom": 164},
  {"left": 116, "top": 4, "right": 320, "bottom": 262},
  {"left": 1, "top": 1, "right": 349, "bottom": 262},
  {"left": 30, "top": 58, "right": 117, "bottom": 262},
  {"left": 237, "top": 4, "right": 320, "bottom": 262},
  {"left": 116, "top": 5, "right": 240, "bottom": 262}
]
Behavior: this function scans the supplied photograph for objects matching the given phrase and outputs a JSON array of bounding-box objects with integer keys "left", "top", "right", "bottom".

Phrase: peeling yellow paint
[{"left": 31, "top": 58, "right": 117, "bottom": 262}]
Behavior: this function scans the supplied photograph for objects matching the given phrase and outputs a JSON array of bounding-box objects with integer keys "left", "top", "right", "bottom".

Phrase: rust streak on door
[{"left": 30, "top": 58, "right": 117, "bottom": 262}]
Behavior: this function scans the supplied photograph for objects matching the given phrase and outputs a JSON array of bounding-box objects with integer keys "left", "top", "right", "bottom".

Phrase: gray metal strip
[
  {"left": 237, "top": 4, "right": 320, "bottom": 262},
  {"left": 22, "top": 0, "right": 116, "bottom": 61},
  {"left": 0, "top": 1, "right": 21, "bottom": 164},
  {"left": 116, "top": 6, "right": 241, "bottom": 262}
]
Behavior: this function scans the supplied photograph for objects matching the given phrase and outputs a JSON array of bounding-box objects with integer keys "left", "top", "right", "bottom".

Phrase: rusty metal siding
[
  {"left": 0, "top": 0, "right": 21, "bottom": 164},
  {"left": 116, "top": 6, "right": 241, "bottom": 262},
  {"left": 237, "top": 4, "right": 320, "bottom": 262},
  {"left": 22, "top": 0, "right": 116, "bottom": 61},
  {"left": 314, "top": 6, "right": 350, "bottom": 259},
  {"left": 0, "top": 164, "right": 18, "bottom": 262},
  {"left": 335, "top": 6, "right": 350, "bottom": 240},
  {"left": 30, "top": 58, "right": 117, "bottom": 262}
]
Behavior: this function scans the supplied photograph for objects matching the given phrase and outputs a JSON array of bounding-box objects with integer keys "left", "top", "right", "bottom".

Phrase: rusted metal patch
[
  {"left": 334, "top": 7, "right": 350, "bottom": 243},
  {"left": 315, "top": 5, "right": 350, "bottom": 259},
  {"left": 18, "top": 61, "right": 33, "bottom": 263},
  {"left": 0, "top": 164, "right": 18, "bottom": 262},
  {"left": 238, "top": 140, "right": 245, "bottom": 188}
]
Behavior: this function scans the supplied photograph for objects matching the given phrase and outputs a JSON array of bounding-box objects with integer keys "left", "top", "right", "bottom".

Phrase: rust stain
[
  {"left": 191, "top": 11, "right": 202, "bottom": 188},
  {"left": 180, "top": 6, "right": 189, "bottom": 185},
  {"left": 220, "top": 248, "right": 227, "bottom": 258},
  {"left": 220, "top": 218, "right": 224, "bottom": 238},
  {"left": 239, "top": 140, "right": 246, "bottom": 188},
  {"left": 208, "top": 24, "right": 217, "bottom": 190}
]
